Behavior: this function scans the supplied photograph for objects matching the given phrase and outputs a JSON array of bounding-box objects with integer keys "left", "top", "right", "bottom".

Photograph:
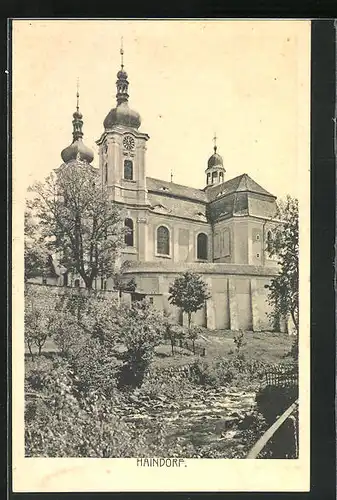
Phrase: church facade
[{"left": 46, "top": 51, "right": 284, "bottom": 331}]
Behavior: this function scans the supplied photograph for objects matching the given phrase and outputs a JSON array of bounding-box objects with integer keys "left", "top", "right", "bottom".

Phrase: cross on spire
[
  {"left": 213, "top": 133, "right": 217, "bottom": 153},
  {"left": 76, "top": 77, "right": 80, "bottom": 112},
  {"left": 120, "top": 36, "right": 124, "bottom": 69}
]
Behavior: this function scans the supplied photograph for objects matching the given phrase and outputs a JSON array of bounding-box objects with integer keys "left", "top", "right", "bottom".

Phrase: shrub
[
  {"left": 51, "top": 309, "right": 88, "bottom": 359},
  {"left": 233, "top": 330, "right": 247, "bottom": 354},
  {"left": 140, "top": 366, "right": 194, "bottom": 400},
  {"left": 25, "top": 366, "right": 194, "bottom": 458},
  {"left": 117, "top": 300, "right": 165, "bottom": 388},
  {"left": 188, "top": 325, "right": 203, "bottom": 353},
  {"left": 188, "top": 355, "right": 275, "bottom": 389},
  {"left": 162, "top": 312, "right": 186, "bottom": 355},
  {"left": 189, "top": 358, "right": 235, "bottom": 387},
  {"left": 24, "top": 285, "right": 57, "bottom": 358},
  {"left": 71, "top": 336, "right": 122, "bottom": 397}
]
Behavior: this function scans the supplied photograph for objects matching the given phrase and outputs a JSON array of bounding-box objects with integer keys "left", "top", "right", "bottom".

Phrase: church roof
[
  {"left": 146, "top": 177, "right": 208, "bottom": 203},
  {"left": 206, "top": 173, "right": 276, "bottom": 201},
  {"left": 146, "top": 173, "right": 275, "bottom": 205}
]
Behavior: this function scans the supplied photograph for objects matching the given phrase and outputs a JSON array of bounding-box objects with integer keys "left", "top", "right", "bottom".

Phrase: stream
[{"left": 113, "top": 387, "right": 257, "bottom": 457}]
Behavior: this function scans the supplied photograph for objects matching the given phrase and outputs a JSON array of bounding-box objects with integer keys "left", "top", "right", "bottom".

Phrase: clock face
[{"left": 123, "top": 135, "right": 135, "bottom": 151}]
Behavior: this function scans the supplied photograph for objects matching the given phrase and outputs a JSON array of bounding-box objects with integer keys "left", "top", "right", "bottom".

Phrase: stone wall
[{"left": 123, "top": 262, "right": 280, "bottom": 332}]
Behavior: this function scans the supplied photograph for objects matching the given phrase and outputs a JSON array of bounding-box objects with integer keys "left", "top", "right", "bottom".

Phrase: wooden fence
[
  {"left": 178, "top": 339, "right": 206, "bottom": 357},
  {"left": 264, "top": 365, "right": 298, "bottom": 388}
]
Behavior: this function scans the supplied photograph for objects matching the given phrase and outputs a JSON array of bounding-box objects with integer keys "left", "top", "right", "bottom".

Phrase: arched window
[
  {"left": 219, "top": 171, "right": 224, "bottom": 183},
  {"left": 157, "top": 226, "right": 170, "bottom": 255},
  {"left": 124, "top": 160, "right": 133, "bottom": 180},
  {"left": 211, "top": 171, "right": 218, "bottom": 184},
  {"left": 266, "top": 230, "right": 273, "bottom": 255},
  {"left": 197, "top": 233, "right": 208, "bottom": 260},
  {"left": 124, "top": 218, "right": 134, "bottom": 247}
]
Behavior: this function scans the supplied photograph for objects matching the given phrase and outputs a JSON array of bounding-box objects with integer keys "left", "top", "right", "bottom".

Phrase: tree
[
  {"left": 27, "top": 160, "right": 125, "bottom": 289},
  {"left": 117, "top": 300, "right": 164, "bottom": 388},
  {"left": 265, "top": 195, "right": 299, "bottom": 335},
  {"left": 24, "top": 285, "right": 57, "bottom": 359},
  {"left": 162, "top": 312, "right": 185, "bottom": 355},
  {"left": 24, "top": 208, "right": 48, "bottom": 281},
  {"left": 168, "top": 271, "right": 210, "bottom": 329},
  {"left": 112, "top": 260, "right": 137, "bottom": 298},
  {"left": 188, "top": 325, "right": 203, "bottom": 354}
]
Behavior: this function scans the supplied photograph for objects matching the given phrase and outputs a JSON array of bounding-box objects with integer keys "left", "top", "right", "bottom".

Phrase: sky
[{"left": 12, "top": 20, "right": 311, "bottom": 200}]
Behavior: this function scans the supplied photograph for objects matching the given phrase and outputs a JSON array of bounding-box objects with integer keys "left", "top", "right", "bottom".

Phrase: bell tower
[
  {"left": 205, "top": 134, "right": 226, "bottom": 189},
  {"left": 96, "top": 40, "right": 150, "bottom": 207}
]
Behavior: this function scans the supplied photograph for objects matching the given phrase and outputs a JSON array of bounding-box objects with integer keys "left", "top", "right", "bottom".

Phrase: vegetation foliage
[
  {"left": 26, "top": 162, "right": 125, "bottom": 289},
  {"left": 25, "top": 284, "right": 297, "bottom": 459},
  {"left": 168, "top": 271, "right": 210, "bottom": 329},
  {"left": 266, "top": 195, "right": 299, "bottom": 335}
]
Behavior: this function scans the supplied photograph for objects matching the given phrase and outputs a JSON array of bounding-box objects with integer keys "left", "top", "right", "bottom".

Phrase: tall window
[
  {"left": 266, "top": 230, "right": 273, "bottom": 255},
  {"left": 157, "top": 226, "right": 170, "bottom": 255},
  {"left": 104, "top": 163, "right": 108, "bottom": 183},
  {"left": 124, "top": 160, "right": 133, "bottom": 180},
  {"left": 211, "top": 171, "right": 218, "bottom": 183},
  {"left": 124, "top": 218, "right": 134, "bottom": 247},
  {"left": 219, "top": 171, "right": 224, "bottom": 183},
  {"left": 197, "top": 233, "right": 208, "bottom": 260},
  {"left": 207, "top": 173, "right": 211, "bottom": 185}
]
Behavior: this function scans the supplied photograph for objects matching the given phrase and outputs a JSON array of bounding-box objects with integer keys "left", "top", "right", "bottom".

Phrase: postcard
[{"left": 11, "top": 18, "right": 310, "bottom": 492}]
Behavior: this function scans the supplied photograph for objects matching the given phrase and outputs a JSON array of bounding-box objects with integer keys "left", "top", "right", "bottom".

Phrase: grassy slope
[
  {"left": 26, "top": 329, "right": 293, "bottom": 368},
  {"left": 153, "top": 330, "right": 293, "bottom": 369}
]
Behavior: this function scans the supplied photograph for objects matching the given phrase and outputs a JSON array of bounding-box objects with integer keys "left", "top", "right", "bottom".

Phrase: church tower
[
  {"left": 205, "top": 134, "right": 226, "bottom": 188},
  {"left": 60, "top": 83, "right": 94, "bottom": 165},
  {"left": 96, "top": 41, "right": 150, "bottom": 206}
]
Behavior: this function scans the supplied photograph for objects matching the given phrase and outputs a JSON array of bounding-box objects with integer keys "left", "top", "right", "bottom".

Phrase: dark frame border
[{"left": 5, "top": 17, "right": 336, "bottom": 500}]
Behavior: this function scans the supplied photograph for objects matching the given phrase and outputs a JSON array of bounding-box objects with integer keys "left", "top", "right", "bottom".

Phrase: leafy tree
[
  {"left": 24, "top": 285, "right": 57, "bottom": 359},
  {"left": 233, "top": 331, "right": 247, "bottom": 355},
  {"left": 168, "top": 271, "right": 210, "bottom": 329},
  {"left": 188, "top": 325, "right": 203, "bottom": 354},
  {"left": 265, "top": 195, "right": 299, "bottom": 334},
  {"left": 112, "top": 260, "right": 137, "bottom": 298},
  {"left": 117, "top": 300, "right": 164, "bottom": 388},
  {"left": 27, "top": 160, "right": 125, "bottom": 289},
  {"left": 163, "top": 312, "right": 185, "bottom": 355},
  {"left": 24, "top": 208, "right": 48, "bottom": 281}
]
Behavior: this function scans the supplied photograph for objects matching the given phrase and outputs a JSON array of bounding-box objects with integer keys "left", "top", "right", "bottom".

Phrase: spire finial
[
  {"left": 120, "top": 36, "right": 124, "bottom": 69},
  {"left": 76, "top": 77, "right": 80, "bottom": 112},
  {"left": 170, "top": 170, "right": 173, "bottom": 183},
  {"left": 213, "top": 132, "right": 217, "bottom": 153}
]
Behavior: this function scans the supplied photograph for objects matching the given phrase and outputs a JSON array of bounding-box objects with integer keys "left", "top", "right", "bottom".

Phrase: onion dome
[
  {"left": 207, "top": 150, "right": 223, "bottom": 168},
  {"left": 103, "top": 40, "right": 141, "bottom": 130},
  {"left": 104, "top": 102, "right": 141, "bottom": 130},
  {"left": 61, "top": 85, "right": 94, "bottom": 164},
  {"left": 206, "top": 134, "right": 225, "bottom": 169}
]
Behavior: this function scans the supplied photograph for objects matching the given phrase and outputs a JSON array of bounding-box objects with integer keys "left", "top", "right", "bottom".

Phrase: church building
[{"left": 52, "top": 48, "right": 283, "bottom": 332}]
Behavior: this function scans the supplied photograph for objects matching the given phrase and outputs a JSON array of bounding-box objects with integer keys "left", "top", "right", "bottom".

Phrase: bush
[
  {"left": 25, "top": 359, "right": 194, "bottom": 458},
  {"left": 189, "top": 358, "right": 235, "bottom": 387},
  {"left": 24, "top": 285, "right": 57, "bottom": 358},
  {"left": 188, "top": 355, "right": 275, "bottom": 389},
  {"left": 117, "top": 300, "right": 165, "bottom": 388},
  {"left": 162, "top": 312, "right": 186, "bottom": 355},
  {"left": 140, "top": 366, "right": 194, "bottom": 400},
  {"left": 70, "top": 337, "right": 122, "bottom": 397},
  {"left": 233, "top": 331, "right": 247, "bottom": 354}
]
